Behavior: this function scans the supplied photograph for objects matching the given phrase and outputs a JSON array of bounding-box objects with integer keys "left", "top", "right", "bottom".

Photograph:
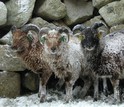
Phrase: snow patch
[{"left": 1, "top": 90, "right": 124, "bottom": 107}]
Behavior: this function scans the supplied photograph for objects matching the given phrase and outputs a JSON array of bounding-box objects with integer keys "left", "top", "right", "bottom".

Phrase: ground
[{"left": 0, "top": 89, "right": 124, "bottom": 107}]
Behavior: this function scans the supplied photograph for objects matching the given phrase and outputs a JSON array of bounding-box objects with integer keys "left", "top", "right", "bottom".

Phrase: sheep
[
  {"left": 11, "top": 24, "right": 52, "bottom": 102},
  {"left": 72, "top": 22, "right": 109, "bottom": 101},
  {"left": 98, "top": 30, "right": 124, "bottom": 103},
  {"left": 38, "top": 26, "right": 95, "bottom": 102}
]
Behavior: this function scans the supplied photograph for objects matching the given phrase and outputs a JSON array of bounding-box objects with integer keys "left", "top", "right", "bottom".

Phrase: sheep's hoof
[
  {"left": 40, "top": 95, "right": 46, "bottom": 103},
  {"left": 93, "top": 97, "right": 98, "bottom": 102},
  {"left": 78, "top": 91, "right": 86, "bottom": 99},
  {"left": 47, "top": 98, "right": 56, "bottom": 102},
  {"left": 55, "top": 84, "right": 61, "bottom": 90},
  {"left": 103, "top": 89, "right": 109, "bottom": 97},
  {"left": 93, "top": 94, "right": 100, "bottom": 102},
  {"left": 111, "top": 98, "right": 121, "bottom": 105},
  {"left": 38, "top": 93, "right": 40, "bottom": 98},
  {"left": 64, "top": 96, "right": 73, "bottom": 103}
]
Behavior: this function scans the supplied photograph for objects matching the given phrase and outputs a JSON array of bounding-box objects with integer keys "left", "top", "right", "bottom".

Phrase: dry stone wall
[{"left": 0, "top": 0, "right": 124, "bottom": 98}]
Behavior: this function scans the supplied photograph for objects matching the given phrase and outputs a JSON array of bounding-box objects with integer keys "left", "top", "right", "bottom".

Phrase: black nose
[{"left": 51, "top": 47, "right": 56, "bottom": 52}]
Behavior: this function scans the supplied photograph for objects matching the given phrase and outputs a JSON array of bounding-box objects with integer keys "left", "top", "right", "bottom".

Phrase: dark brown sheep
[
  {"left": 72, "top": 22, "right": 107, "bottom": 101},
  {"left": 73, "top": 22, "right": 124, "bottom": 104},
  {"left": 11, "top": 24, "right": 52, "bottom": 102}
]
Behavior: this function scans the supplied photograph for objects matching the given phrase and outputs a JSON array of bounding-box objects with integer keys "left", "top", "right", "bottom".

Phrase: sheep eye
[
  {"left": 40, "top": 36, "right": 46, "bottom": 44},
  {"left": 97, "top": 32, "right": 102, "bottom": 39},
  {"left": 59, "top": 36, "right": 66, "bottom": 42}
]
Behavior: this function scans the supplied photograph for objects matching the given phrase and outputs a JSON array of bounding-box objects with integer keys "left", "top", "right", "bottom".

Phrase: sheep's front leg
[
  {"left": 65, "top": 80, "right": 74, "bottom": 102},
  {"left": 79, "top": 76, "right": 92, "bottom": 99},
  {"left": 38, "top": 70, "right": 52, "bottom": 103},
  {"left": 56, "top": 78, "right": 65, "bottom": 90},
  {"left": 65, "top": 74, "right": 77, "bottom": 103},
  {"left": 38, "top": 74, "right": 41, "bottom": 97},
  {"left": 103, "top": 78, "right": 109, "bottom": 97},
  {"left": 110, "top": 79, "right": 120, "bottom": 104},
  {"left": 93, "top": 77, "right": 99, "bottom": 101}
]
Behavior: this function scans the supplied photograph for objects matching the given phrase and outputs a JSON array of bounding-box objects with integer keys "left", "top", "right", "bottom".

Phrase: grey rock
[
  {"left": 92, "top": 0, "right": 114, "bottom": 9},
  {"left": 64, "top": 0, "right": 93, "bottom": 25},
  {"left": 0, "top": 45, "right": 26, "bottom": 71},
  {"left": 0, "top": 71, "right": 20, "bottom": 98},
  {"left": 84, "top": 16, "right": 109, "bottom": 37},
  {"left": 53, "top": 20, "right": 67, "bottom": 27},
  {"left": 53, "top": 20, "right": 71, "bottom": 31},
  {"left": 0, "top": 31, "right": 13, "bottom": 45},
  {"left": 35, "top": 0, "right": 66, "bottom": 20},
  {"left": 110, "top": 24, "right": 124, "bottom": 33},
  {"left": 99, "top": 0, "right": 124, "bottom": 27},
  {"left": 6, "top": 0, "right": 36, "bottom": 27},
  {"left": 22, "top": 72, "right": 39, "bottom": 91},
  {"left": 29, "top": 19, "right": 71, "bottom": 32},
  {"left": 29, "top": 17, "right": 56, "bottom": 28},
  {"left": 0, "top": 2, "right": 7, "bottom": 26}
]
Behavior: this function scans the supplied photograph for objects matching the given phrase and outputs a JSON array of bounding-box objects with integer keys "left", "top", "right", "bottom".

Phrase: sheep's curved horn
[
  {"left": 21, "top": 24, "right": 40, "bottom": 46},
  {"left": 39, "top": 27, "right": 50, "bottom": 45},
  {"left": 57, "top": 26, "right": 70, "bottom": 34},
  {"left": 39, "top": 27, "right": 50, "bottom": 36},
  {"left": 21, "top": 24, "right": 40, "bottom": 33},
  {"left": 56, "top": 26, "right": 70, "bottom": 42},
  {"left": 72, "top": 24, "right": 86, "bottom": 34},
  {"left": 91, "top": 22, "right": 104, "bottom": 30}
]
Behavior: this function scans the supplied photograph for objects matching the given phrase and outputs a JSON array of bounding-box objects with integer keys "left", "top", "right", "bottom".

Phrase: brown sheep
[{"left": 11, "top": 24, "right": 52, "bottom": 102}]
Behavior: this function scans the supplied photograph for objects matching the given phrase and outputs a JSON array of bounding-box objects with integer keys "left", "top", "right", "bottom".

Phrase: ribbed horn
[
  {"left": 21, "top": 24, "right": 40, "bottom": 45},
  {"left": 21, "top": 24, "right": 40, "bottom": 33},
  {"left": 39, "top": 27, "right": 50, "bottom": 36},
  {"left": 57, "top": 26, "right": 70, "bottom": 42},
  {"left": 72, "top": 24, "right": 86, "bottom": 34},
  {"left": 91, "top": 22, "right": 104, "bottom": 30},
  {"left": 57, "top": 26, "right": 70, "bottom": 34}
]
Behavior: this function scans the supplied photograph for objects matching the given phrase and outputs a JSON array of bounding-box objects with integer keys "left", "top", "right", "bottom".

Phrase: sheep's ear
[
  {"left": 73, "top": 32, "right": 85, "bottom": 41},
  {"left": 27, "top": 31, "right": 39, "bottom": 48},
  {"left": 77, "top": 34, "right": 85, "bottom": 41},
  {"left": 58, "top": 27, "right": 70, "bottom": 42},
  {"left": 27, "top": 31, "right": 34, "bottom": 41},
  {"left": 97, "top": 30, "right": 104, "bottom": 39},
  {"left": 39, "top": 27, "right": 49, "bottom": 44},
  {"left": 72, "top": 24, "right": 86, "bottom": 41},
  {"left": 59, "top": 32, "right": 69, "bottom": 43},
  {"left": 39, "top": 35, "right": 47, "bottom": 45}
]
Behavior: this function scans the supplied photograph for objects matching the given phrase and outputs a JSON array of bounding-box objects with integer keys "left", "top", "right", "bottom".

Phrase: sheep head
[
  {"left": 39, "top": 26, "right": 70, "bottom": 55},
  {"left": 11, "top": 24, "right": 40, "bottom": 52},
  {"left": 72, "top": 22, "right": 104, "bottom": 51}
]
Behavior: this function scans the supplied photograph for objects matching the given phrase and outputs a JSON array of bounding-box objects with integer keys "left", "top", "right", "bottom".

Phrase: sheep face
[
  {"left": 39, "top": 27, "right": 69, "bottom": 55},
  {"left": 11, "top": 27, "right": 36, "bottom": 53},
  {"left": 81, "top": 27, "right": 99, "bottom": 51},
  {"left": 73, "top": 23, "right": 103, "bottom": 52},
  {"left": 11, "top": 29, "right": 29, "bottom": 52}
]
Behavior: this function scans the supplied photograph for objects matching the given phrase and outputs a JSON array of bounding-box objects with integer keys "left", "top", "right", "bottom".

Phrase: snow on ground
[{"left": 0, "top": 90, "right": 124, "bottom": 107}]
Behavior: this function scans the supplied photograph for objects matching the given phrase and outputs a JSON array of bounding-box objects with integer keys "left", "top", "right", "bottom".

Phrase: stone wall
[{"left": 0, "top": 0, "right": 124, "bottom": 98}]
